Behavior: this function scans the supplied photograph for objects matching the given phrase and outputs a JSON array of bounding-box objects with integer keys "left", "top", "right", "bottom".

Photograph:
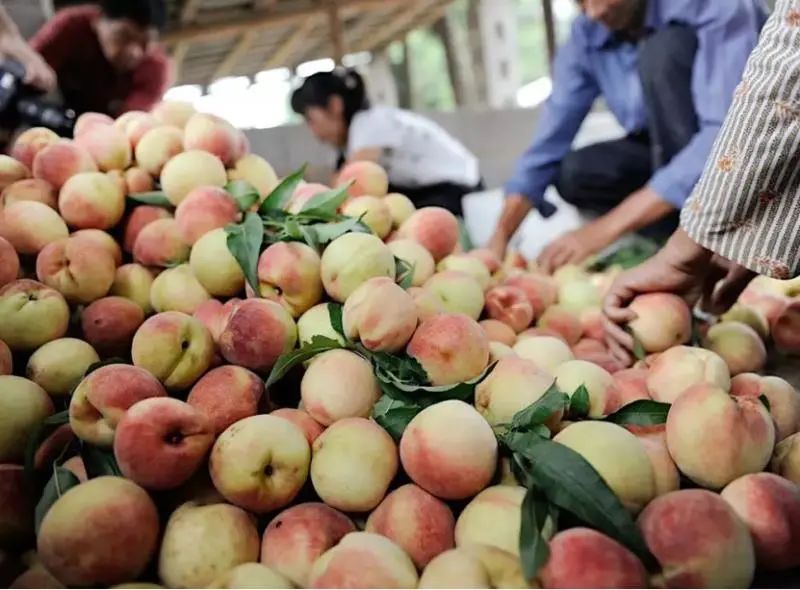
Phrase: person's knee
[
  {"left": 639, "top": 26, "right": 698, "bottom": 88},
  {"left": 555, "top": 150, "right": 587, "bottom": 206}
]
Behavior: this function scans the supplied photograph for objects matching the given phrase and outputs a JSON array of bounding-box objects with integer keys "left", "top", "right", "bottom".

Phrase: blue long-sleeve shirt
[{"left": 506, "top": 0, "right": 768, "bottom": 215}]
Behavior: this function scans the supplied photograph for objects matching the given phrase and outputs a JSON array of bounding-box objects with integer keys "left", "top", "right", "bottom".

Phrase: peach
[
  {"left": 739, "top": 288, "right": 790, "bottom": 326},
  {"left": 469, "top": 248, "right": 502, "bottom": 275},
  {"left": 183, "top": 113, "right": 239, "bottom": 165},
  {"left": 160, "top": 150, "right": 228, "bottom": 206},
  {"left": 114, "top": 397, "right": 214, "bottom": 490},
  {"left": 1, "top": 178, "right": 57, "bottom": 209},
  {"left": 309, "top": 532, "right": 418, "bottom": 589},
  {"left": 131, "top": 311, "right": 214, "bottom": 389},
  {"left": 151, "top": 100, "right": 196, "bottom": 128},
  {"left": 210, "top": 414, "right": 310, "bottom": 513},
  {"left": 151, "top": 264, "right": 211, "bottom": 315},
  {"left": 539, "top": 527, "right": 648, "bottom": 589},
  {"left": 557, "top": 279, "right": 602, "bottom": 314},
  {"left": 110, "top": 264, "right": 154, "bottom": 313},
  {"left": 400, "top": 400, "right": 497, "bottom": 500},
  {"left": 187, "top": 365, "right": 263, "bottom": 435},
  {"left": 455, "top": 485, "right": 525, "bottom": 556},
  {"left": 475, "top": 355, "right": 557, "bottom": 426},
  {"left": 81, "top": 297, "right": 144, "bottom": 357},
  {"left": 33, "top": 140, "right": 97, "bottom": 190},
  {"left": 479, "top": 318, "right": 517, "bottom": 346},
  {"left": 158, "top": 502, "right": 259, "bottom": 589},
  {"left": 115, "top": 111, "right": 159, "bottom": 147},
  {"left": 287, "top": 182, "right": 330, "bottom": 214},
  {"left": 0, "top": 280, "right": 70, "bottom": 351},
  {"left": 189, "top": 228, "right": 244, "bottom": 297},
  {"left": 580, "top": 307, "right": 606, "bottom": 341},
  {"left": 504, "top": 272, "right": 557, "bottom": 319},
  {"left": 343, "top": 277, "right": 418, "bottom": 351},
  {"left": 639, "top": 489, "right": 755, "bottom": 587},
  {"left": 36, "top": 237, "right": 116, "bottom": 304},
  {"left": 33, "top": 423, "right": 77, "bottom": 471},
  {"left": 338, "top": 160, "right": 389, "bottom": 198},
  {"left": 228, "top": 154, "right": 278, "bottom": 198},
  {"left": 124, "top": 167, "right": 154, "bottom": 193},
  {"left": 301, "top": 349, "right": 379, "bottom": 425},
  {"left": 122, "top": 205, "right": 172, "bottom": 253},
  {"left": 256, "top": 241, "right": 323, "bottom": 316},
  {"left": 703, "top": 321, "right": 767, "bottom": 375},
  {"left": 270, "top": 409, "right": 323, "bottom": 444},
  {"left": 25, "top": 338, "right": 99, "bottom": 397},
  {"left": 0, "top": 155, "right": 29, "bottom": 191},
  {"left": 772, "top": 433, "right": 800, "bottom": 484},
  {"left": 731, "top": 373, "right": 800, "bottom": 441},
  {"left": 106, "top": 168, "right": 126, "bottom": 193},
  {"left": 384, "top": 192, "right": 416, "bottom": 228},
  {"left": 69, "top": 364, "right": 166, "bottom": 446},
  {"left": 419, "top": 546, "right": 526, "bottom": 589},
  {"left": 504, "top": 249, "right": 528, "bottom": 270},
  {"left": 773, "top": 299, "right": 800, "bottom": 355},
  {"left": 209, "top": 563, "right": 289, "bottom": 589},
  {"left": 72, "top": 229, "right": 122, "bottom": 266},
  {"left": 666, "top": 383, "right": 775, "bottom": 489},
  {"left": 320, "top": 232, "right": 395, "bottom": 302},
  {"left": 625, "top": 293, "right": 693, "bottom": 353},
  {"left": 367, "top": 483, "right": 455, "bottom": 568},
  {"left": 407, "top": 313, "right": 489, "bottom": 386},
  {"left": 609, "top": 368, "right": 651, "bottom": 412},
  {"left": 484, "top": 285, "right": 533, "bottom": 332},
  {"left": 388, "top": 239, "right": 436, "bottom": 286},
  {"left": 635, "top": 429, "right": 680, "bottom": 496},
  {"left": 424, "top": 270, "right": 484, "bottom": 320},
  {"left": 295, "top": 303, "right": 344, "bottom": 347},
  {"left": 342, "top": 195, "right": 393, "bottom": 238},
  {"left": 721, "top": 472, "right": 800, "bottom": 571},
  {"left": 0, "top": 464, "right": 35, "bottom": 546},
  {"left": 0, "top": 338, "right": 11, "bottom": 375},
  {"left": 74, "top": 112, "right": 114, "bottom": 136},
  {"left": 58, "top": 171, "right": 125, "bottom": 230},
  {"left": 261, "top": 502, "right": 355, "bottom": 587},
  {"left": 219, "top": 299, "right": 297, "bottom": 371},
  {"left": 0, "top": 236, "right": 19, "bottom": 287},
  {"left": 554, "top": 359, "right": 616, "bottom": 418},
  {"left": 192, "top": 299, "right": 232, "bottom": 343},
  {"left": 38, "top": 477, "right": 159, "bottom": 587},
  {"left": 721, "top": 304, "right": 770, "bottom": 339},
  {"left": 553, "top": 263, "right": 589, "bottom": 285},
  {"left": 512, "top": 335, "right": 574, "bottom": 373},
  {"left": 398, "top": 207, "right": 459, "bottom": 261},
  {"left": 133, "top": 218, "right": 190, "bottom": 268},
  {"left": 0, "top": 200, "right": 68, "bottom": 254},
  {"left": 647, "top": 345, "right": 731, "bottom": 403},
  {"left": 174, "top": 185, "right": 238, "bottom": 244},
  {"left": 134, "top": 125, "right": 184, "bottom": 176},
  {"left": 408, "top": 286, "right": 447, "bottom": 321},
  {"left": 0, "top": 376, "right": 53, "bottom": 462},
  {"left": 11, "top": 127, "right": 59, "bottom": 169},
  {"left": 538, "top": 304, "right": 582, "bottom": 345},
  {"left": 572, "top": 337, "right": 607, "bottom": 357},
  {"left": 76, "top": 124, "right": 132, "bottom": 171},
  {"left": 489, "top": 341, "right": 515, "bottom": 363}
]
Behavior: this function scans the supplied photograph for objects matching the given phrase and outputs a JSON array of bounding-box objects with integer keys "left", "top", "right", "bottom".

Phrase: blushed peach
[
  {"left": 557, "top": 279, "right": 602, "bottom": 315},
  {"left": 538, "top": 304, "right": 582, "bottom": 345},
  {"left": 400, "top": 400, "right": 497, "bottom": 500},
  {"left": 554, "top": 359, "right": 617, "bottom": 418},
  {"left": 271, "top": 408, "right": 324, "bottom": 444},
  {"left": 261, "top": 502, "right": 355, "bottom": 587},
  {"left": 419, "top": 546, "right": 525, "bottom": 589},
  {"left": 175, "top": 186, "right": 238, "bottom": 244},
  {"left": 150, "top": 263, "right": 211, "bottom": 314},
  {"left": 72, "top": 229, "right": 122, "bottom": 266},
  {"left": 504, "top": 272, "right": 557, "bottom": 319},
  {"left": 455, "top": 485, "right": 525, "bottom": 555},
  {"left": 424, "top": 270, "right": 484, "bottom": 320},
  {"left": 398, "top": 207, "right": 460, "bottom": 261},
  {"left": 408, "top": 286, "right": 446, "bottom": 321},
  {"left": 625, "top": 293, "right": 693, "bottom": 353},
  {"left": 512, "top": 335, "right": 574, "bottom": 373},
  {"left": 343, "top": 277, "right": 418, "bottom": 352},
  {"left": 297, "top": 303, "right": 346, "bottom": 346},
  {"left": 209, "top": 563, "right": 290, "bottom": 589},
  {"left": 26, "top": 338, "right": 99, "bottom": 397},
  {"left": 468, "top": 248, "right": 503, "bottom": 274},
  {"left": 110, "top": 264, "right": 154, "bottom": 313},
  {"left": 81, "top": 296, "right": 145, "bottom": 357},
  {"left": 11, "top": 127, "right": 59, "bottom": 169},
  {"left": 647, "top": 345, "right": 731, "bottom": 403},
  {"left": 384, "top": 192, "right": 416, "bottom": 228},
  {"left": 219, "top": 299, "right": 297, "bottom": 372},
  {"left": 666, "top": 383, "right": 775, "bottom": 489},
  {"left": 338, "top": 160, "right": 389, "bottom": 198},
  {"left": 489, "top": 341, "right": 515, "bottom": 363},
  {"left": 161, "top": 150, "right": 228, "bottom": 206},
  {"left": 228, "top": 153, "right": 278, "bottom": 198},
  {"left": 151, "top": 100, "right": 196, "bottom": 128},
  {"left": 0, "top": 280, "right": 70, "bottom": 351},
  {"left": 580, "top": 307, "right": 606, "bottom": 341},
  {"left": 33, "top": 140, "right": 97, "bottom": 190},
  {"left": 0, "top": 155, "right": 29, "bottom": 191},
  {"left": 257, "top": 241, "right": 323, "bottom": 316},
  {"left": 739, "top": 288, "right": 790, "bottom": 327},
  {"left": 183, "top": 113, "right": 239, "bottom": 165},
  {"left": 36, "top": 236, "right": 116, "bottom": 304},
  {"left": 772, "top": 433, "right": 800, "bottom": 484},
  {"left": 634, "top": 429, "right": 680, "bottom": 496},
  {"left": 437, "top": 254, "right": 492, "bottom": 290},
  {"left": 0, "top": 236, "right": 19, "bottom": 287},
  {"left": 731, "top": 373, "right": 800, "bottom": 441},
  {"left": 122, "top": 205, "right": 172, "bottom": 253},
  {"left": 609, "top": 368, "right": 651, "bottom": 412},
  {"left": 504, "top": 250, "right": 528, "bottom": 271},
  {"left": 0, "top": 200, "right": 68, "bottom": 254},
  {"left": 74, "top": 112, "right": 114, "bottom": 136},
  {"left": 193, "top": 298, "right": 238, "bottom": 344},
  {"left": 342, "top": 195, "right": 393, "bottom": 238},
  {"left": 773, "top": 299, "right": 800, "bottom": 355},
  {"left": 76, "top": 124, "right": 132, "bottom": 171},
  {"left": 134, "top": 125, "right": 184, "bottom": 176},
  {"left": 187, "top": 365, "right": 264, "bottom": 435},
  {"left": 703, "top": 321, "right": 767, "bottom": 376},
  {"left": 114, "top": 397, "right": 214, "bottom": 490},
  {"left": 320, "top": 232, "right": 395, "bottom": 302},
  {"left": 1, "top": 178, "right": 57, "bottom": 209},
  {"left": 125, "top": 167, "right": 154, "bottom": 193},
  {"left": 0, "top": 376, "right": 54, "bottom": 462},
  {"left": 485, "top": 285, "right": 533, "bottom": 332},
  {"left": 58, "top": 172, "right": 125, "bottom": 230},
  {"left": 479, "top": 318, "right": 517, "bottom": 346},
  {"left": 287, "top": 183, "right": 330, "bottom": 214},
  {"left": 367, "top": 484, "right": 455, "bottom": 568},
  {"left": 638, "top": 489, "right": 755, "bottom": 588},
  {"left": 133, "top": 218, "right": 190, "bottom": 268},
  {"left": 722, "top": 304, "right": 770, "bottom": 339},
  {"left": 388, "top": 239, "right": 436, "bottom": 287}
]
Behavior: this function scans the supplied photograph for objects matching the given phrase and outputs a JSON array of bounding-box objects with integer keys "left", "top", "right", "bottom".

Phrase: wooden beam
[
  {"left": 163, "top": 0, "right": 405, "bottom": 45},
  {"left": 210, "top": 29, "right": 258, "bottom": 81},
  {"left": 263, "top": 16, "right": 320, "bottom": 70},
  {"left": 541, "top": 0, "right": 557, "bottom": 69},
  {"left": 354, "top": 1, "right": 430, "bottom": 53},
  {"left": 179, "top": 0, "right": 204, "bottom": 23},
  {"left": 326, "top": 0, "right": 346, "bottom": 63},
  {"left": 170, "top": 42, "right": 191, "bottom": 85},
  {"left": 373, "top": 3, "right": 449, "bottom": 53}
]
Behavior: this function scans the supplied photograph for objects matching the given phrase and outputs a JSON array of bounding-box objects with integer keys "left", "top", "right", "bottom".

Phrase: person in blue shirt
[{"left": 487, "top": 0, "right": 768, "bottom": 273}]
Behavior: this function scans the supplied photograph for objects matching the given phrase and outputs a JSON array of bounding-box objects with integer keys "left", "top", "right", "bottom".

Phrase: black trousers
[
  {"left": 555, "top": 25, "right": 699, "bottom": 239},
  {"left": 388, "top": 180, "right": 484, "bottom": 217}
]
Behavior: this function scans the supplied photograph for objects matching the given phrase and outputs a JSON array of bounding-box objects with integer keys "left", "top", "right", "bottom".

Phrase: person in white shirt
[{"left": 291, "top": 69, "right": 482, "bottom": 216}]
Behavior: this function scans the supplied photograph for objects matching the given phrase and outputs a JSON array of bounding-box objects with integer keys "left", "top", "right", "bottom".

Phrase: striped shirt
[{"left": 682, "top": 0, "right": 800, "bottom": 279}]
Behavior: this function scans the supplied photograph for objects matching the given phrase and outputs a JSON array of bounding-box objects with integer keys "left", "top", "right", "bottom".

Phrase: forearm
[
  {"left": 0, "top": 7, "right": 21, "bottom": 38},
  {"left": 598, "top": 186, "right": 675, "bottom": 239},
  {"left": 492, "top": 194, "right": 532, "bottom": 242}
]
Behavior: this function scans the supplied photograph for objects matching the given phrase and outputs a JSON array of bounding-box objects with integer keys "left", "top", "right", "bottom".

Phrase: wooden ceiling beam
[
  {"left": 353, "top": 1, "right": 429, "bottom": 53},
  {"left": 170, "top": 41, "right": 191, "bottom": 84},
  {"left": 210, "top": 29, "right": 258, "bottom": 81},
  {"left": 326, "top": 0, "right": 346, "bottom": 63},
  {"left": 263, "top": 16, "right": 320, "bottom": 70},
  {"left": 371, "top": 3, "right": 449, "bottom": 53},
  {"left": 179, "top": 0, "right": 204, "bottom": 23}
]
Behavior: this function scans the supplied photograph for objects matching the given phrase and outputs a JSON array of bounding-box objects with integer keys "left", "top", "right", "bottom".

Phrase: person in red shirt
[{"left": 30, "top": 0, "right": 171, "bottom": 117}]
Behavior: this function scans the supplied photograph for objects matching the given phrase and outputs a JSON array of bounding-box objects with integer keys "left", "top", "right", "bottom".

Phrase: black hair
[
  {"left": 291, "top": 69, "right": 369, "bottom": 125},
  {"left": 100, "top": 0, "right": 168, "bottom": 31}
]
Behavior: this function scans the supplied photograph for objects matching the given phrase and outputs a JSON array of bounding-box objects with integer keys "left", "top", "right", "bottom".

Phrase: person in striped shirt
[{"left": 604, "top": 0, "right": 800, "bottom": 364}]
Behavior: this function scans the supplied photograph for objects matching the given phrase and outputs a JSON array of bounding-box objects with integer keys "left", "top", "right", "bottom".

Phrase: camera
[{"left": 0, "top": 59, "right": 75, "bottom": 137}]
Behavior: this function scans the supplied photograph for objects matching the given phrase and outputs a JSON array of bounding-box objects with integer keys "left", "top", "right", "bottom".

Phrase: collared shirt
[
  {"left": 506, "top": 0, "right": 767, "bottom": 214},
  {"left": 682, "top": 0, "right": 800, "bottom": 279}
]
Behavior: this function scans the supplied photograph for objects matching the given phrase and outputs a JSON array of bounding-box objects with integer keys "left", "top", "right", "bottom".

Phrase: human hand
[
  {"left": 486, "top": 231, "right": 508, "bottom": 262},
  {"left": 537, "top": 221, "right": 614, "bottom": 274},
  {"left": 0, "top": 35, "right": 56, "bottom": 91}
]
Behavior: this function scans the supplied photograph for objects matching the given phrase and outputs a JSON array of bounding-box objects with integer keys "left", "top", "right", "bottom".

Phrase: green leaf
[
  {"left": 605, "top": 400, "right": 671, "bottom": 427},
  {"left": 519, "top": 487, "right": 553, "bottom": 583},
  {"left": 759, "top": 394, "right": 771, "bottom": 411},
  {"left": 127, "top": 191, "right": 172, "bottom": 207},
  {"left": 328, "top": 303, "right": 345, "bottom": 339},
  {"left": 510, "top": 384, "right": 569, "bottom": 433},
  {"left": 365, "top": 348, "right": 430, "bottom": 386},
  {"left": 372, "top": 395, "right": 422, "bottom": 440},
  {"left": 299, "top": 184, "right": 352, "bottom": 218},
  {"left": 311, "top": 217, "right": 370, "bottom": 245},
  {"left": 629, "top": 330, "right": 647, "bottom": 362},
  {"left": 225, "top": 212, "right": 264, "bottom": 293},
  {"left": 259, "top": 165, "right": 307, "bottom": 213},
  {"left": 81, "top": 444, "right": 122, "bottom": 478},
  {"left": 84, "top": 357, "right": 128, "bottom": 377},
  {"left": 24, "top": 410, "right": 71, "bottom": 481},
  {"left": 283, "top": 218, "right": 304, "bottom": 240},
  {"left": 266, "top": 336, "right": 345, "bottom": 388},
  {"left": 35, "top": 466, "right": 80, "bottom": 533},
  {"left": 568, "top": 384, "right": 591, "bottom": 419},
  {"left": 225, "top": 180, "right": 261, "bottom": 211},
  {"left": 395, "top": 256, "right": 415, "bottom": 290},
  {"left": 299, "top": 225, "right": 319, "bottom": 251},
  {"left": 503, "top": 432, "right": 655, "bottom": 568}
]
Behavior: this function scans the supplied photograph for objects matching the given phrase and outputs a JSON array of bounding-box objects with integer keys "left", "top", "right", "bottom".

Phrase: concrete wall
[{"left": 244, "top": 106, "right": 541, "bottom": 187}]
